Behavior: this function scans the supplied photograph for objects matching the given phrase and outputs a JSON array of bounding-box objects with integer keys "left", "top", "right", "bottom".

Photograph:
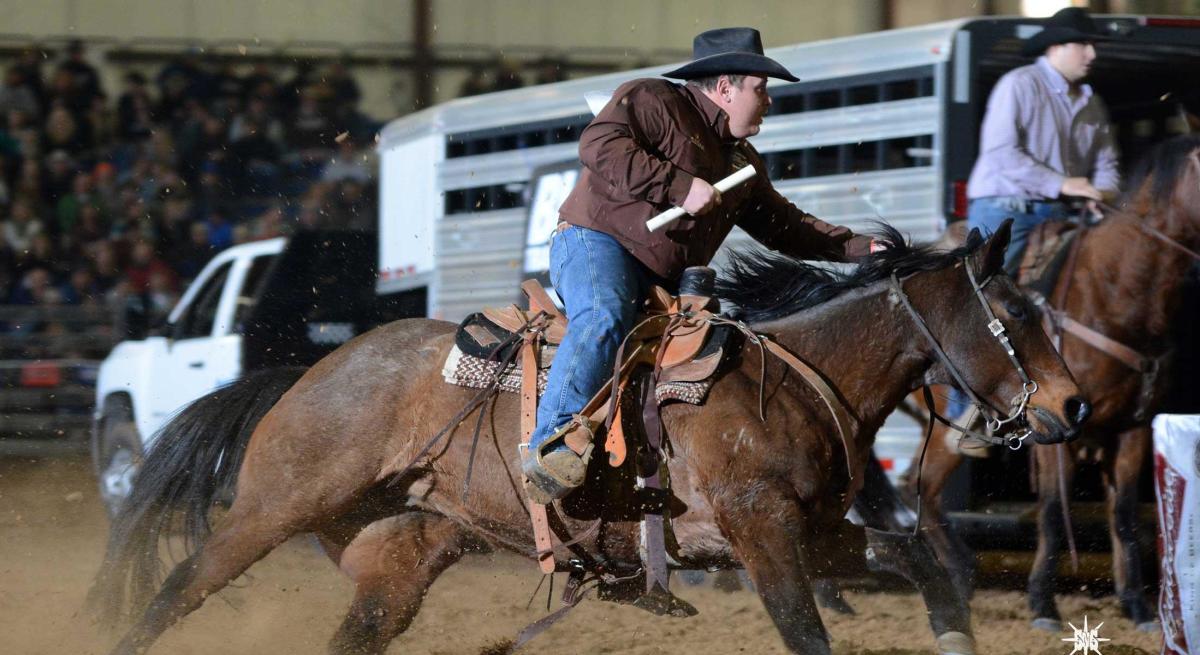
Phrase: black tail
[{"left": 88, "top": 366, "right": 307, "bottom": 626}]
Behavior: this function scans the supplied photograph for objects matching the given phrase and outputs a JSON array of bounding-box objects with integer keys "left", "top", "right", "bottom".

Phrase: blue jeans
[
  {"left": 967, "top": 196, "right": 1069, "bottom": 275},
  {"left": 529, "top": 226, "right": 658, "bottom": 448},
  {"left": 947, "top": 197, "right": 1070, "bottom": 419}
]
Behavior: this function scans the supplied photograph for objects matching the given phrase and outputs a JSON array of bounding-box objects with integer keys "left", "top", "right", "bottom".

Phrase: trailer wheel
[{"left": 92, "top": 398, "right": 143, "bottom": 519}]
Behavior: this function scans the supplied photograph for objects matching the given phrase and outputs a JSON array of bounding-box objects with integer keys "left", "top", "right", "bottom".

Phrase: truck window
[
  {"left": 173, "top": 262, "right": 232, "bottom": 340},
  {"left": 234, "top": 254, "right": 277, "bottom": 331}
]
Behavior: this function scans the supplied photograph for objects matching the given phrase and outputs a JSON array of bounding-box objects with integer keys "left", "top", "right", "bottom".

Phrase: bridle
[{"left": 890, "top": 259, "right": 1039, "bottom": 451}]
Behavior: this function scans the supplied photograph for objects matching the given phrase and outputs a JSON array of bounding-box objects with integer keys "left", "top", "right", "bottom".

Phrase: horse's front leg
[
  {"left": 715, "top": 483, "right": 829, "bottom": 655},
  {"left": 1105, "top": 426, "right": 1156, "bottom": 630},
  {"left": 1029, "top": 443, "right": 1079, "bottom": 630}
]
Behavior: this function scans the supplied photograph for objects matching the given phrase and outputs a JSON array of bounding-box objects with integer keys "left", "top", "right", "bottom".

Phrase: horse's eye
[{"left": 1004, "top": 301, "right": 1027, "bottom": 321}]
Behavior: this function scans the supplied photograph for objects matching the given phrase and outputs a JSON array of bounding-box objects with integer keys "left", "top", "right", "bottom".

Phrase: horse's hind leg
[
  {"left": 1028, "top": 443, "right": 1078, "bottom": 631},
  {"left": 109, "top": 505, "right": 294, "bottom": 655},
  {"left": 1105, "top": 426, "right": 1156, "bottom": 630},
  {"left": 318, "top": 512, "right": 470, "bottom": 655}
]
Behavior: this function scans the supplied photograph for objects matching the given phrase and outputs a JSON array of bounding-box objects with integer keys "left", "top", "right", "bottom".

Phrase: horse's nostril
[{"left": 1064, "top": 396, "right": 1091, "bottom": 427}]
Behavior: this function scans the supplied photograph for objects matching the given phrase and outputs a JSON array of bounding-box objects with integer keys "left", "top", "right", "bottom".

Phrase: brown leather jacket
[{"left": 558, "top": 78, "right": 872, "bottom": 280}]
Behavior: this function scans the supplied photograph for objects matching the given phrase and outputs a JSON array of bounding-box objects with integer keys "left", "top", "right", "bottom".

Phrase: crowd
[
  {"left": 0, "top": 40, "right": 380, "bottom": 342},
  {"left": 457, "top": 56, "right": 569, "bottom": 97}
]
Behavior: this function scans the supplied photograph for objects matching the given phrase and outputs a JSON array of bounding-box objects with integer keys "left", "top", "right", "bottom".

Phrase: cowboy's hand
[
  {"left": 1085, "top": 199, "right": 1105, "bottom": 221},
  {"left": 1060, "top": 177, "right": 1102, "bottom": 201},
  {"left": 870, "top": 239, "right": 890, "bottom": 254},
  {"left": 682, "top": 177, "right": 721, "bottom": 216}
]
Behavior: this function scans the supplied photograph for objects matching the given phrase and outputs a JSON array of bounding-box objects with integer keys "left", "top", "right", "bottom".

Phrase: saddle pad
[{"left": 441, "top": 346, "right": 713, "bottom": 406}]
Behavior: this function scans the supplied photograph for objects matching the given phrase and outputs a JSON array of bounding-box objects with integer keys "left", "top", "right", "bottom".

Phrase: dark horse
[
  {"left": 91, "top": 222, "right": 1089, "bottom": 655},
  {"left": 900, "top": 133, "right": 1200, "bottom": 631}
]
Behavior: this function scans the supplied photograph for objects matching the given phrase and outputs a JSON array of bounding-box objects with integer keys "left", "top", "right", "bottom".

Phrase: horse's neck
[
  {"left": 756, "top": 285, "right": 928, "bottom": 434},
  {"left": 1066, "top": 209, "right": 1198, "bottom": 342}
]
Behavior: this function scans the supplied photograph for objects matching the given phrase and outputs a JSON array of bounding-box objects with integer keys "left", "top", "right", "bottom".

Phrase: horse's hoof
[
  {"left": 711, "top": 570, "right": 744, "bottom": 593},
  {"left": 813, "top": 580, "right": 856, "bottom": 615},
  {"left": 1031, "top": 617, "right": 1062, "bottom": 632},
  {"left": 1136, "top": 620, "right": 1161, "bottom": 633},
  {"left": 818, "top": 595, "right": 856, "bottom": 615},
  {"left": 935, "top": 631, "right": 975, "bottom": 655}
]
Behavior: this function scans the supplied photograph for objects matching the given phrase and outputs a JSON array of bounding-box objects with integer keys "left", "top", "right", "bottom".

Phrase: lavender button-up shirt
[{"left": 967, "top": 57, "right": 1119, "bottom": 200}]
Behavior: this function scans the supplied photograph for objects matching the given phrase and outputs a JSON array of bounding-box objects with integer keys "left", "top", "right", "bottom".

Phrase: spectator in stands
[
  {"left": 230, "top": 96, "right": 285, "bottom": 145},
  {"left": 241, "top": 62, "right": 278, "bottom": 106},
  {"left": 58, "top": 39, "right": 104, "bottom": 108},
  {"left": 56, "top": 170, "right": 104, "bottom": 237},
  {"left": 9, "top": 266, "right": 58, "bottom": 305},
  {"left": 326, "top": 60, "right": 362, "bottom": 113},
  {"left": 42, "top": 150, "right": 76, "bottom": 206},
  {"left": 173, "top": 222, "right": 213, "bottom": 281},
  {"left": 71, "top": 203, "right": 106, "bottom": 250},
  {"left": 534, "top": 57, "right": 568, "bottom": 85},
  {"left": 280, "top": 61, "right": 316, "bottom": 114},
  {"left": 492, "top": 58, "right": 525, "bottom": 92},
  {"left": 322, "top": 138, "right": 371, "bottom": 183},
  {"left": 205, "top": 210, "right": 233, "bottom": 250},
  {"left": 177, "top": 105, "right": 228, "bottom": 184},
  {"left": 115, "top": 72, "right": 155, "bottom": 143},
  {"left": 287, "top": 88, "right": 335, "bottom": 161},
  {"left": 124, "top": 238, "right": 176, "bottom": 294},
  {"left": 12, "top": 48, "right": 46, "bottom": 111},
  {"left": 92, "top": 161, "right": 119, "bottom": 209},
  {"left": 89, "top": 240, "right": 121, "bottom": 293},
  {"left": 229, "top": 117, "right": 281, "bottom": 196},
  {"left": 3, "top": 197, "right": 44, "bottom": 253},
  {"left": 43, "top": 104, "right": 89, "bottom": 156},
  {"left": 47, "top": 68, "right": 90, "bottom": 118},
  {"left": 85, "top": 91, "right": 114, "bottom": 149},
  {"left": 210, "top": 62, "right": 244, "bottom": 116},
  {"left": 60, "top": 267, "right": 100, "bottom": 306},
  {"left": 8, "top": 108, "right": 40, "bottom": 160},
  {"left": 0, "top": 67, "right": 40, "bottom": 118},
  {"left": 459, "top": 65, "right": 491, "bottom": 97},
  {"left": 251, "top": 203, "right": 288, "bottom": 240},
  {"left": 145, "top": 267, "right": 178, "bottom": 318}
]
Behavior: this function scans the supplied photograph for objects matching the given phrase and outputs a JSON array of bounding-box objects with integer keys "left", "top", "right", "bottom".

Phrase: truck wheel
[{"left": 92, "top": 400, "right": 143, "bottom": 519}]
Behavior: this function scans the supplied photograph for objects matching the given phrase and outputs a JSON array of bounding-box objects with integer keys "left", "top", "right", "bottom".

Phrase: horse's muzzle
[{"left": 1028, "top": 396, "right": 1090, "bottom": 443}]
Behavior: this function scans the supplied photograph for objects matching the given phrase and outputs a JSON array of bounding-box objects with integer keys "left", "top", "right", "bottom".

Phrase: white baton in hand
[{"left": 646, "top": 165, "right": 758, "bottom": 233}]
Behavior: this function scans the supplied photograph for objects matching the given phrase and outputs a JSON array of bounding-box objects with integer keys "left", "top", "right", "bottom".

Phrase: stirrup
[{"left": 521, "top": 418, "right": 595, "bottom": 504}]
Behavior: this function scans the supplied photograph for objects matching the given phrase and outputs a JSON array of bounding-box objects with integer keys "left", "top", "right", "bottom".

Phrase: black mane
[
  {"left": 716, "top": 223, "right": 986, "bottom": 323},
  {"left": 1123, "top": 133, "right": 1200, "bottom": 207}
]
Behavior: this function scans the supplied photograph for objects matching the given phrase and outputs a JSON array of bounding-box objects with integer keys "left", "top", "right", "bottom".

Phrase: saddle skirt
[{"left": 443, "top": 280, "right": 737, "bottom": 406}]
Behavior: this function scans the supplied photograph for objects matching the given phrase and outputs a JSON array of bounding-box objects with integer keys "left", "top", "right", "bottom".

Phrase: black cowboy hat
[
  {"left": 1021, "top": 7, "right": 1112, "bottom": 57},
  {"left": 662, "top": 27, "right": 799, "bottom": 83}
]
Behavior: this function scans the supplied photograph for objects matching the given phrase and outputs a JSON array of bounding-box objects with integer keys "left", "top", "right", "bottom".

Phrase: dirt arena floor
[{"left": 0, "top": 454, "right": 1162, "bottom": 654}]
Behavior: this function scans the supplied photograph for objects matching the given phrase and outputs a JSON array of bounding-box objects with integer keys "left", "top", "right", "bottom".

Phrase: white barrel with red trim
[{"left": 1152, "top": 414, "right": 1200, "bottom": 655}]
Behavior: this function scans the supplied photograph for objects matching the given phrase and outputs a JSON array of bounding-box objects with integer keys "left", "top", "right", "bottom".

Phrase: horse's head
[
  {"left": 896, "top": 220, "right": 1088, "bottom": 445},
  {"left": 1124, "top": 133, "right": 1200, "bottom": 227}
]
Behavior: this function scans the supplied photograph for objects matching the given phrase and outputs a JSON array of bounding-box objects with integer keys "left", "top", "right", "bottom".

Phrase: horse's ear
[{"left": 979, "top": 219, "right": 1012, "bottom": 277}]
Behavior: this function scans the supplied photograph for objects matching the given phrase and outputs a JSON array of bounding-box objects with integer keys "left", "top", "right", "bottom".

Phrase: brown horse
[
  {"left": 91, "top": 222, "right": 1088, "bottom": 655},
  {"left": 900, "top": 133, "right": 1200, "bottom": 632}
]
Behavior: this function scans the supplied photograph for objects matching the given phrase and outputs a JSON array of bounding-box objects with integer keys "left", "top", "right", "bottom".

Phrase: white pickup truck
[{"left": 91, "top": 231, "right": 389, "bottom": 515}]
